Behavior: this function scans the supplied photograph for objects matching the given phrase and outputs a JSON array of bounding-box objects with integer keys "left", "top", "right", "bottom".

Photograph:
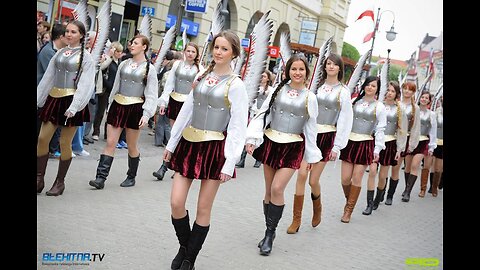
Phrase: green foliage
[
  {"left": 341, "top": 42, "right": 360, "bottom": 61},
  {"left": 371, "top": 64, "right": 405, "bottom": 82}
]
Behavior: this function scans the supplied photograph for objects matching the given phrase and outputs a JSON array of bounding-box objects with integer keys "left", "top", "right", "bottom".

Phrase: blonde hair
[{"left": 110, "top": 41, "right": 123, "bottom": 52}]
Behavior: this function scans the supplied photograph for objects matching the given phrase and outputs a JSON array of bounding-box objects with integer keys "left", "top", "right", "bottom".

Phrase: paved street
[{"left": 37, "top": 127, "right": 443, "bottom": 270}]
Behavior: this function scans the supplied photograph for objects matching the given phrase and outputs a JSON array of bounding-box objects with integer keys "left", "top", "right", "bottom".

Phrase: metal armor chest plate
[
  {"left": 174, "top": 62, "right": 198, "bottom": 95},
  {"left": 118, "top": 59, "right": 148, "bottom": 97},
  {"left": 419, "top": 109, "right": 432, "bottom": 136},
  {"left": 256, "top": 91, "right": 267, "bottom": 109},
  {"left": 316, "top": 83, "right": 342, "bottom": 126},
  {"left": 270, "top": 85, "right": 309, "bottom": 135},
  {"left": 54, "top": 47, "right": 81, "bottom": 89},
  {"left": 351, "top": 99, "right": 377, "bottom": 135},
  {"left": 384, "top": 103, "right": 399, "bottom": 136},
  {"left": 436, "top": 110, "right": 443, "bottom": 140}
]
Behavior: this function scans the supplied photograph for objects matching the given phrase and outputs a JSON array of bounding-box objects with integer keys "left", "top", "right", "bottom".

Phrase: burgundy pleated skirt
[
  {"left": 167, "top": 96, "right": 184, "bottom": 120},
  {"left": 408, "top": 140, "right": 429, "bottom": 156},
  {"left": 317, "top": 132, "right": 335, "bottom": 162},
  {"left": 340, "top": 139, "right": 374, "bottom": 165},
  {"left": 39, "top": 95, "right": 90, "bottom": 127},
  {"left": 252, "top": 134, "right": 305, "bottom": 170},
  {"left": 169, "top": 134, "right": 235, "bottom": 180},
  {"left": 433, "top": 145, "right": 443, "bottom": 159},
  {"left": 106, "top": 100, "right": 144, "bottom": 129},
  {"left": 379, "top": 140, "right": 398, "bottom": 166}
]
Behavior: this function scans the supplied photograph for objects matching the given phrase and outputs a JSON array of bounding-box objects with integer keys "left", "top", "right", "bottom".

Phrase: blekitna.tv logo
[{"left": 41, "top": 252, "right": 105, "bottom": 266}]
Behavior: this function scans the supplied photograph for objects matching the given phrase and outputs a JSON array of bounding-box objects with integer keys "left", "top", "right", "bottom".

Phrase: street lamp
[{"left": 367, "top": 8, "right": 397, "bottom": 72}]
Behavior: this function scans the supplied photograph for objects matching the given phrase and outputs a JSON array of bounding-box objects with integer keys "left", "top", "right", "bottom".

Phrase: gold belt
[
  {"left": 49, "top": 87, "right": 76, "bottom": 98},
  {"left": 264, "top": 128, "right": 303, "bottom": 144},
  {"left": 419, "top": 135, "right": 429, "bottom": 141},
  {"left": 437, "top": 138, "right": 443, "bottom": 145},
  {"left": 170, "top": 92, "right": 188, "bottom": 102},
  {"left": 113, "top": 93, "right": 144, "bottom": 105},
  {"left": 384, "top": 134, "right": 397, "bottom": 142},
  {"left": 317, "top": 124, "right": 336, "bottom": 133},
  {"left": 348, "top": 132, "right": 373, "bottom": 142},
  {"left": 182, "top": 126, "right": 225, "bottom": 142}
]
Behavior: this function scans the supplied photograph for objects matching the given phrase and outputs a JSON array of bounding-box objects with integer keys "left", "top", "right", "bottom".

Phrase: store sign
[
  {"left": 166, "top": 15, "right": 199, "bottom": 36},
  {"left": 185, "top": 0, "right": 208, "bottom": 14}
]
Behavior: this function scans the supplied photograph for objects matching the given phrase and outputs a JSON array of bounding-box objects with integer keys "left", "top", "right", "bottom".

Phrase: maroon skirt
[
  {"left": 340, "top": 139, "right": 374, "bottom": 165},
  {"left": 433, "top": 145, "right": 443, "bottom": 159},
  {"left": 106, "top": 101, "right": 144, "bottom": 129},
  {"left": 379, "top": 140, "right": 398, "bottom": 166},
  {"left": 409, "top": 140, "right": 429, "bottom": 156},
  {"left": 252, "top": 134, "right": 305, "bottom": 170},
  {"left": 169, "top": 135, "right": 235, "bottom": 180},
  {"left": 317, "top": 132, "right": 335, "bottom": 162},
  {"left": 167, "top": 96, "right": 184, "bottom": 120},
  {"left": 39, "top": 95, "right": 90, "bottom": 127}
]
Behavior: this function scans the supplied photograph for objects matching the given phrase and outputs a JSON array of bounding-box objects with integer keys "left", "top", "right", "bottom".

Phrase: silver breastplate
[
  {"left": 420, "top": 109, "right": 432, "bottom": 136},
  {"left": 436, "top": 110, "right": 443, "bottom": 140},
  {"left": 316, "top": 83, "right": 343, "bottom": 126},
  {"left": 351, "top": 99, "right": 377, "bottom": 135},
  {"left": 256, "top": 91, "right": 267, "bottom": 109},
  {"left": 174, "top": 62, "right": 198, "bottom": 95},
  {"left": 384, "top": 103, "right": 399, "bottom": 136},
  {"left": 118, "top": 59, "right": 148, "bottom": 97},
  {"left": 270, "top": 85, "right": 309, "bottom": 134},
  {"left": 403, "top": 103, "right": 414, "bottom": 133},
  {"left": 190, "top": 74, "right": 236, "bottom": 132},
  {"left": 54, "top": 47, "right": 81, "bottom": 89}
]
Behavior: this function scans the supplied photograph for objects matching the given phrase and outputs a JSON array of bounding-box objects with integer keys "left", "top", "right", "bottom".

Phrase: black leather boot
[
  {"left": 37, "top": 155, "right": 49, "bottom": 193},
  {"left": 179, "top": 222, "right": 210, "bottom": 270},
  {"left": 401, "top": 172, "right": 410, "bottom": 196},
  {"left": 120, "top": 155, "right": 140, "bottom": 187},
  {"left": 385, "top": 178, "right": 399, "bottom": 205},
  {"left": 362, "top": 190, "right": 375, "bottom": 215},
  {"left": 402, "top": 174, "right": 418, "bottom": 202},
  {"left": 235, "top": 148, "right": 247, "bottom": 168},
  {"left": 89, "top": 154, "right": 114, "bottom": 189},
  {"left": 171, "top": 211, "right": 191, "bottom": 270},
  {"left": 380, "top": 178, "right": 387, "bottom": 202},
  {"left": 46, "top": 158, "right": 72, "bottom": 196},
  {"left": 259, "top": 202, "right": 284, "bottom": 256},
  {"left": 153, "top": 160, "right": 169, "bottom": 180},
  {"left": 253, "top": 160, "right": 262, "bottom": 168},
  {"left": 258, "top": 201, "right": 273, "bottom": 247},
  {"left": 372, "top": 187, "right": 385, "bottom": 210}
]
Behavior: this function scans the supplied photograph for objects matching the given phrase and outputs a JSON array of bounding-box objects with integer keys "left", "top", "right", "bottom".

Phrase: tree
[
  {"left": 371, "top": 64, "right": 405, "bottom": 82},
  {"left": 341, "top": 42, "right": 360, "bottom": 83}
]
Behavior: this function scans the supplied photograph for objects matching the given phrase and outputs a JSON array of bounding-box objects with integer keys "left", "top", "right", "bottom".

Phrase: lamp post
[{"left": 367, "top": 7, "right": 397, "bottom": 75}]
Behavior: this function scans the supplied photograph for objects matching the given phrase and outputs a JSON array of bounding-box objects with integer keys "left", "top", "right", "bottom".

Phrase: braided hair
[
  {"left": 131, "top": 34, "right": 151, "bottom": 86},
  {"left": 263, "top": 54, "right": 310, "bottom": 128},
  {"left": 69, "top": 20, "right": 87, "bottom": 87}
]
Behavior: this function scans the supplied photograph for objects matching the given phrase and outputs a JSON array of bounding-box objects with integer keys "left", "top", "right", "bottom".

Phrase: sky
[{"left": 343, "top": 0, "right": 443, "bottom": 61}]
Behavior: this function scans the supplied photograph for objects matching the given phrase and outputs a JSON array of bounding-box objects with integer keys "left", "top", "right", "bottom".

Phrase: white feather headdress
[
  {"left": 138, "top": 13, "right": 152, "bottom": 58},
  {"left": 347, "top": 49, "right": 372, "bottom": 94},
  {"left": 72, "top": 0, "right": 89, "bottom": 30},
  {"left": 153, "top": 26, "right": 176, "bottom": 72},
  {"left": 377, "top": 53, "right": 391, "bottom": 103},
  {"left": 308, "top": 36, "right": 333, "bottom": 94},
  {"left": 90, "top": 0, "right": 111, "bottom": 73},
  {"left": 233, "top": 48, "right": 246, "bottom": 75},
  {"left": 199, "top": 1, "right": 225, "bottom": 65}
]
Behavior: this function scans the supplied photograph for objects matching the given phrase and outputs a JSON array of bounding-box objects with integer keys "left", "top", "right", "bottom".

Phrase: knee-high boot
[
  {"left": 362, "top": 190, "right": 375, "bottom": 215},
  {"left": 46, "top": 158, "right": 72, "bottom": 196},
  {"left": 341, "top": 185, "right": 361, "bottom": 223},
  {"left": 311, "top": 193, "right": 322, "bottom": 227},
  {"left": 258, "top": 201, "right": 272, "bottom": 247},
  {"left": 153, "top": 160, "right": 170, "bottom": 180},
  {"left": 171, "top": 211, "right": 191, "bottom": 270},
  {"left": 259, "top": 202, "right": 284, "bottom": 256},
  {"left": 179, "top": 222, "right": 210, "bottom": 270},
  {"left": 418, "top": 168, "right": 429, "bottom": 197},
  {"left": 385, "top": 178, "right": 399, "bottom": 205},
  {"left": 428, "top": 172, "right": 434, "bottom": 193},
  {"left": 432, "top": 172, "right": 442, "bottom": 197},
  {"left": 37, "top": 155, "right": 49, "bottom": 193},
  {"left": 89, "top": 154, "right": 114, "bottom": 189},
  {"left": 287, "top": 194, "right": 304, "bottom": 234},
  {"left": 438, "top": 173, "right": 444, "bottom": 190},
  {"left": 235, "top": 148, "right": 247, "bottom": 168},
  {"left": 401, "top": 174, "right": 418, "bottom": 202},
  {"left": 120, "top": 155, "right": 140, "bottom": 187},
  {"left": 401, "top": 172, "right": 410, "bottom": 196},
  {"left": 373, "top": 186, "right": 386, "bottom": 210}
]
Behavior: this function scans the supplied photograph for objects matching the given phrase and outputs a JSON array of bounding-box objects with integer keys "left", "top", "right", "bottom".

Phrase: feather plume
[
  {"left": 200, "top": 1, "right": 225, "bottom": 65},
  {"left": 347, "top": 49, "right": 372, "bottom": 94},
  {"left": 243, "top": 10, "right": 274, "bottom": 107},
  {"left": 309, "top": 36, "right": 333, "bottom": 93},
  {"left": 430, "top": 83, "right": 443, "bottom": 111},
  {"left": 415, "top": 71, "right": 433, "bottom": 103},
  {"left": 182, "top": 27, "right": 187, "bottom": 50},
  {"left": 153, "top": 26, "right": 176, "bottom": 72},
  {"left": 90, "top": 0, "right": 111, "bottom": 73},
  {"left": 377, "top": 57, "right": 390, "bottom": 103},
  {"left": 138, "top": 13, "right": 152, "bottom": 42},
  {"left": 233, "top": 48, "right": 246, "bottom": 75},
  {"left": 72, "top": 0, "right": 89, "bottom": 30},
  {"left": 279, "top": 32, "right": 291, "bottom": 67}
]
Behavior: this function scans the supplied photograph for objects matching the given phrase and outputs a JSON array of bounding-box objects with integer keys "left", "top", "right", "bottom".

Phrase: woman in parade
[
  {"left": 163, "top": 30, "right": 248, "bottom": 270},
  {"left": 88, "top": 34, "right": 158, "bottom": 189},
  {"left": 431, "top": 96, "right": 443, "bottom": 197},
  {"left": 339, "top": 75, "right": 386, "bottom": 223},
  {"left": 246, "top": 54, "right": 322, "bottom": 255},
  {"left": 37, "top": 20, "right": 94, "bottom": 196},
  {"left": 286, "top": 53, "right": 353, "bottom": 233},
  {"left": 153, "top": 42, "right": 204, "bottom": 181}
]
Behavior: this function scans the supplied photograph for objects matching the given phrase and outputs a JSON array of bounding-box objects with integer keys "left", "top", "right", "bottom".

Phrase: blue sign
[
  {"left": 141, "top": 6, "right": 155, "bottom": 16},
  {"left": 166, "top": 14, "right": 199, "bottom": 37},
  {"left": 185, "top": 0, "right": 208, "bottom": 14},
  {"left": 241, "top": 38, "right": 250, "bottom": 48}
]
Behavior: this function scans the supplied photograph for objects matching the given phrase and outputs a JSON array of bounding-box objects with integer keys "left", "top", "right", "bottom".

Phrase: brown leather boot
[
  {"left": 287, "top": 194, "right": 304, "bottom": 234},
  {"left": 46, "top": 158, "right": 72, "bottom": 196},
  {"left": 341, "top": 184, "right": 351, "bottom": 211},
  {"left": 311, "top": 193, "right": 322, "bottom": 227},
  {"left": 341, "top": 185, "right": 361, "bottom": 223},
  {"left": 418, "top": 168, "right": 429, "bottom": 197},
  {"left": 37, "top": 155, "right": 49, "bottom": 193},
  {"left": 432, "top": 172, "right": 442, "bottom": 197}
]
